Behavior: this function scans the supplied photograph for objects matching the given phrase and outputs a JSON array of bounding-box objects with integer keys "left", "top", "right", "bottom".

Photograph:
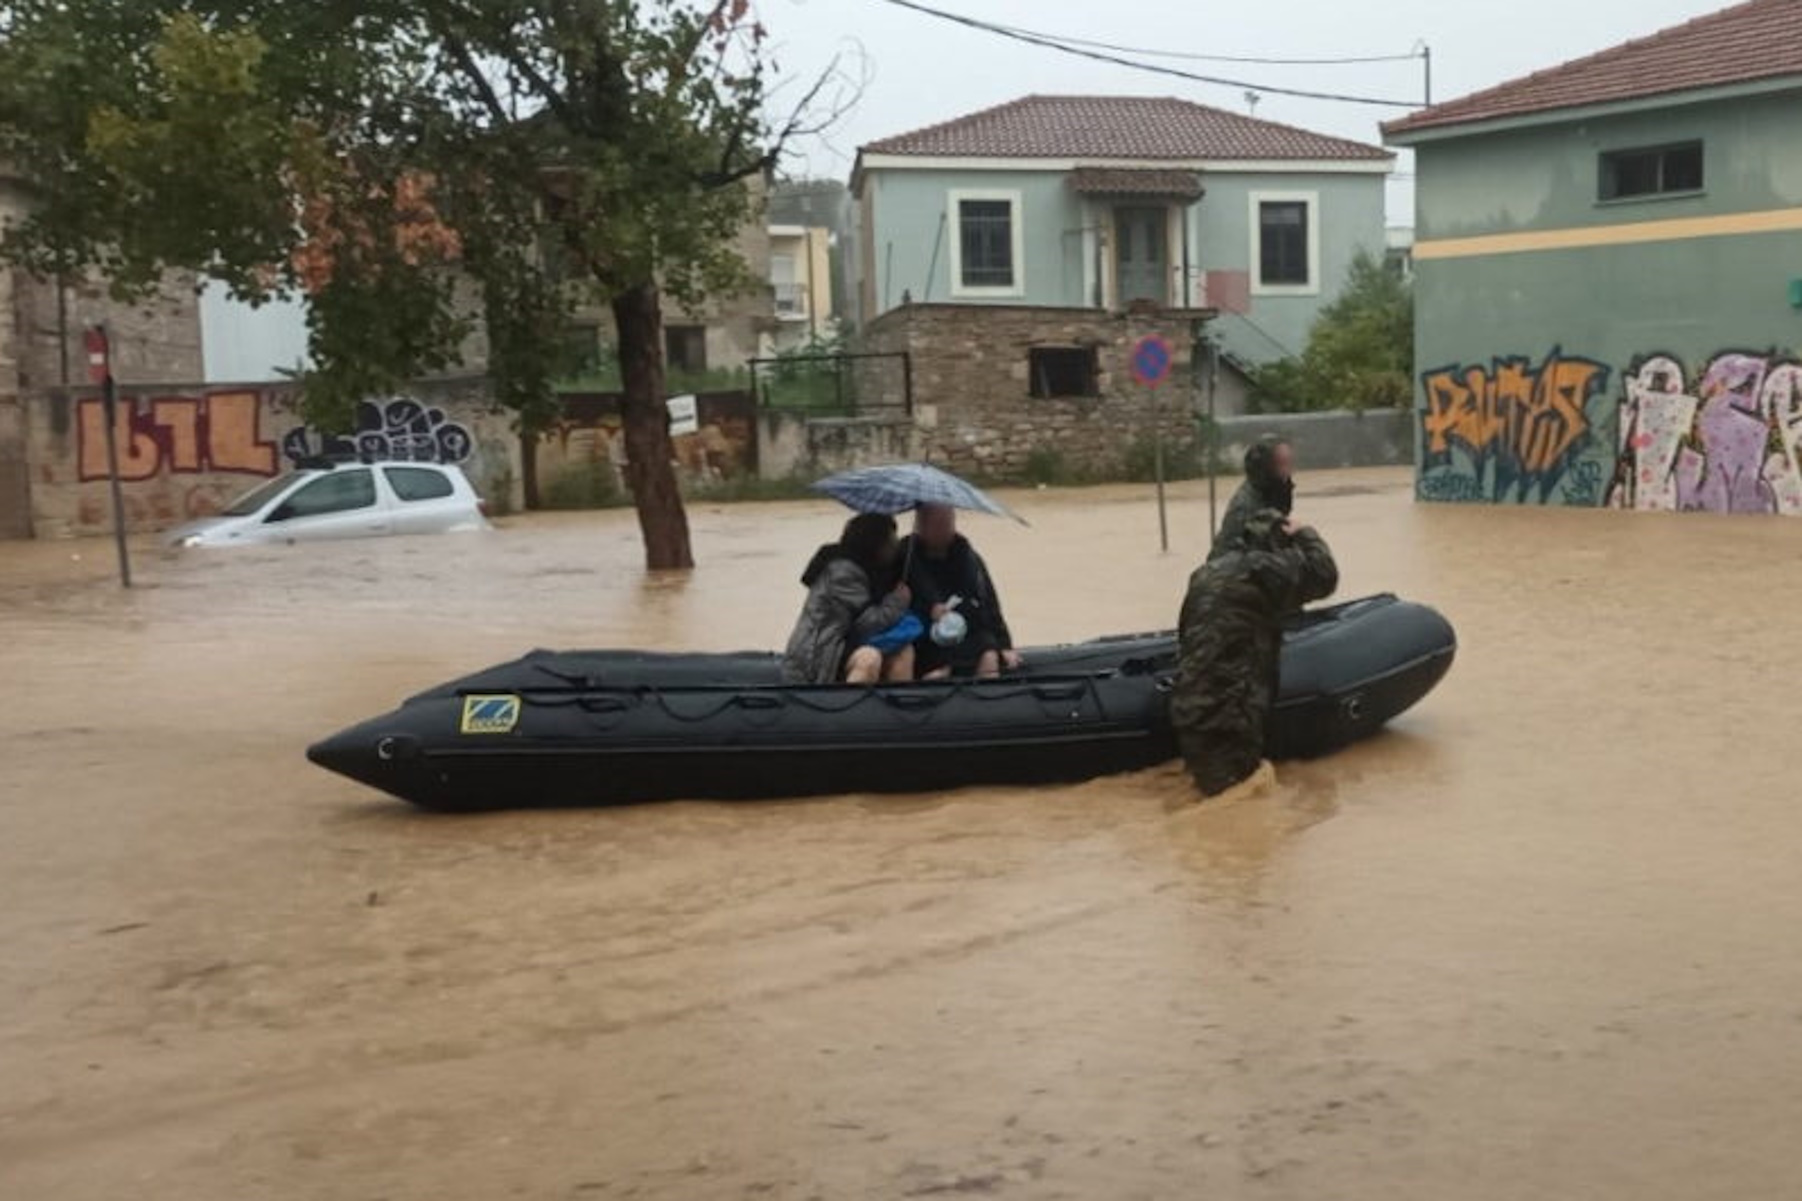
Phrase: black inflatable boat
[{"left": 307, "top": 593, "right": 1454, "bottom": 810}]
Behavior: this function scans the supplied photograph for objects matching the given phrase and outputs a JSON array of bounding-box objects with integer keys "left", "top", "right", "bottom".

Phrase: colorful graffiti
[
  {"left": 1419, "top": 348, "right": 1611, "bottom": 503},
  {"left": 76, "top": 392, "right": 474, "bottom": 485},
  {"left": 76, "top": 390, "right": 278, "bottom": 483},
  {"left": 280, "top": 398, "right": 473, "bottom": 466},
  {"left": 1609, "top": 352, "right": 1802, "bottom": 514}
]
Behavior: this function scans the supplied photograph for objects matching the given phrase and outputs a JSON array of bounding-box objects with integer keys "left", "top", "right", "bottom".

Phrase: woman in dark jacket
[{"left": 781, "top": 513, "right": 915, "bottom": 685}]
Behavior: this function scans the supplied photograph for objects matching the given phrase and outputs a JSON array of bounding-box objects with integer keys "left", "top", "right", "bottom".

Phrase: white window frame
[
  {"left": 1249, "top": 190, "right": 1321, "bottom": 297},
  {"left": 948, "top": 188, "right": 1025, "bottom": 299}
]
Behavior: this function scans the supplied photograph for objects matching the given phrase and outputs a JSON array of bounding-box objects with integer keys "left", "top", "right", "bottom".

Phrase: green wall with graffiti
[{"left": 1401, "top": 85, "right": 1802, "bottom": 511}]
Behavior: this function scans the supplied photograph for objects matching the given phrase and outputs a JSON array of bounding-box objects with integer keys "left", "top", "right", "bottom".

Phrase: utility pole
[{"left": 85, "top": 325, "right": 132, "bottom": 588}]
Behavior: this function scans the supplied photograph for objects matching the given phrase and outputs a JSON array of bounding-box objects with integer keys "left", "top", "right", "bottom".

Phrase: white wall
[{"left": 200, "top": 285, "right": 310, "bottom": 383}]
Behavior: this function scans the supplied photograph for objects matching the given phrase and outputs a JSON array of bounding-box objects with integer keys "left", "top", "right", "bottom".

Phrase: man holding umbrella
[
  {"left": 810, "top": 464, "right": 1026, "bottom": 680},
  {"left": 901, "top": 503, "right": 1020, "bottom": 680}
]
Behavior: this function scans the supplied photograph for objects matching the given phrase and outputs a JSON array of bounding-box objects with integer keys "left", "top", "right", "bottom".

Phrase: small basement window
[
  {"left": 1600, "top": 142, "right": 1703, "bottom": 201},
  {"left": 1028, "top": 347, "right": 1098, "bottom": 399}
]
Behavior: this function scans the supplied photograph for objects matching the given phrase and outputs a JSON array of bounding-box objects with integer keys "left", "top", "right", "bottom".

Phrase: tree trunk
[{"left": 611, "top": 282, "right": 694, "bottom": 570}]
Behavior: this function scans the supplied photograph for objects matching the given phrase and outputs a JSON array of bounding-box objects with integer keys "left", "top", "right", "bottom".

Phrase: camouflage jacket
[{"left": 1172, "top": 526, "right": 1338, "bottom": 794}]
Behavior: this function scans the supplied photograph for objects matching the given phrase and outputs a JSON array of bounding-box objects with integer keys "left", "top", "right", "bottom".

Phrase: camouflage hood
[{"left": 1242, "top": 436, "right": 1295, "bottom": 514}]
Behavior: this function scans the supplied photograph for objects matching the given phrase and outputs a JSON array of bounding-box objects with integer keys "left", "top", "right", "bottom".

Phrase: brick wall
[
  {"left": 860, "top": 303, "right": 1211, "bottom": 480},
  {"left": 24, "top": 375, "right": 522, "bottom": 538}
]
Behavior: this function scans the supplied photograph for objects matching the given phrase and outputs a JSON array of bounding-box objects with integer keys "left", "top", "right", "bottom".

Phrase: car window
[
  {"left": 223, "top": 473, "right": 304, "bottom": 517},
  {"left": 271, "top": 469, "right": 376, "bottom": 520},
  {"left": 384, "top": 466, "right": 455, "bottom": 502}
]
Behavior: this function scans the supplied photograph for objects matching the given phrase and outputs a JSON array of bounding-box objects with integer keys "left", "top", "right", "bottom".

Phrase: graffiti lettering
[
  {"left": 1415, "top": 471, "right": 1487, "bottom": 503},
  {"left": 1560, "top": 459, "right": 1603, "bottom": 508},
  {"left": 77, "top": 391, "right": 277, "bottom": 482},
  {"left": 280, "top": 398, "right": 472, "bottom": 466},
  {"left": 1609, "top": 351, "right": 1802, "bottom": 514},
  {"left": 1420, "top": 348, "right": 1611, "bottom": 502}
]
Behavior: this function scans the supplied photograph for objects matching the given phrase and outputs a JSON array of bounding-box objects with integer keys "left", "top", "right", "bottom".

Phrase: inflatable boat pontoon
[{"left": 307, "top": 593, "right": 1455, "bottom": 810}]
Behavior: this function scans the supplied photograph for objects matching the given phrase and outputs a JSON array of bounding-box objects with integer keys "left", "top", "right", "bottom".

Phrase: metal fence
[{"left": 749, "top": 351, "right": 913, "bottom": 418}]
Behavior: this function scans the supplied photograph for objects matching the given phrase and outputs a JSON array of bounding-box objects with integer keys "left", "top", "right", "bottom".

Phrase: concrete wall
[
  {"left": 0, "top": 251, "right": 207, "bottom": 539},
  {"left": 25, "top": 376, "right": 522, "bottom": 538},
  {"left": 1408, "top": 88, "right": 1802, "bottom": 512},
  {"left": 1216, "top": 408, "right": 1411, "bottom": 471},
  {"left": 858, "top": 165, "right": 1387, "bottom": 367},
  {"left": 758, "top": 413, "right": 920, "bottom": 480}
]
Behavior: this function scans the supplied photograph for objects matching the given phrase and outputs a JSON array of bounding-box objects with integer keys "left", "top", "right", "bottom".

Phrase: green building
[
  {"left": 1384, "top": 0, "right": 1802, "bottom": 512},
  {"left": 853, "top": 95, "right": 1392, "bottom": 383}
]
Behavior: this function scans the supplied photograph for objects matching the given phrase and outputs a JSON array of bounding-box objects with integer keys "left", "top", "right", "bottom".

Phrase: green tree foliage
[
  {"left": 0, "top": 0, "right": 839, "bottom": 568},
  {"left": 1248, "top": 250, "right": 1413, "bottom": 413}
]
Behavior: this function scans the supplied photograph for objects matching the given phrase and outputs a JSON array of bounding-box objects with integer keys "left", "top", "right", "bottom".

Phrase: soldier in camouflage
[
  {"left": 1172, "top": 508, "right": 1339, "bottom": 797},
  {"left": 1209, "top": 435, "right": 1295, "bottom": 562}
]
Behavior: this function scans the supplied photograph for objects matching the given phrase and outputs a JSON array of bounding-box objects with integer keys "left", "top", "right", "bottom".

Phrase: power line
[
  {"left": 983, "top": 23, "right": 1422, "bottom": 67},
  {"left": 877, "top": 0, "right": 1420, "bottom": 109}
]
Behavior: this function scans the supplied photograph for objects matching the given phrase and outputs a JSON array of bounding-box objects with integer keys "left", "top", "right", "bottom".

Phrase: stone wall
[
  {"left": 24, "top": 375, "right": 522, "bottom": 538},
  {"left": 860, "top": 303, "right": 1209, "bottom": 480}
]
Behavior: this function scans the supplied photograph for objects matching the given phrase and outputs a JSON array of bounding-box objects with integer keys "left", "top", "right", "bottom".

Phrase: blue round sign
[{"left": 1130, "top": 335, "right": 1173, "bottom": 387}]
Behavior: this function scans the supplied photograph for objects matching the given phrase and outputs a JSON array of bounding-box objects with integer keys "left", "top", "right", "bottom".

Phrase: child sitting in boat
[{"left": 782, "top": 513, "right": 917, "bottom": 685}]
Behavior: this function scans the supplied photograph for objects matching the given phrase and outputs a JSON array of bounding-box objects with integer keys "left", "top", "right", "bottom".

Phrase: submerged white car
[{"left": 167, "top": 461, "right": 491, "bottom": 548}]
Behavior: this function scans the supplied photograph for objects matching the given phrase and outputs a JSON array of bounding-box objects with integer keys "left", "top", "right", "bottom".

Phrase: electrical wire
[
  {"left": 877, "top": 0, "right": 1422, "bottom": 109},
  {"left": 981, "top": 23, "right": 1422, "bottom": 67}
]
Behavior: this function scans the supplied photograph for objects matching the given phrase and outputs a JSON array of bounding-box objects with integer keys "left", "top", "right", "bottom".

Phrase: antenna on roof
[{"left": 1414, "top": 40, "right": 1432, "bottom": 105}]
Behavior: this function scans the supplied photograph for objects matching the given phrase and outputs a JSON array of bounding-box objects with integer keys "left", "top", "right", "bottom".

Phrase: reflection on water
[{"left": 6, "top": 467, "right": 1802, "bottom": 1199}]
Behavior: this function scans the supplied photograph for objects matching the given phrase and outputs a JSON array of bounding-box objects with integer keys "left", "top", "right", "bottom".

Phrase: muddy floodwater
[{"left": 6, "top": 467, "right": 1802, "bottom": 1199}]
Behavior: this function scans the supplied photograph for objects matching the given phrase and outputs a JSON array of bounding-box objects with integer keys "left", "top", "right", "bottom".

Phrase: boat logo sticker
[{"left": 460, "top": 694, "right": 521, "bottom": 735}]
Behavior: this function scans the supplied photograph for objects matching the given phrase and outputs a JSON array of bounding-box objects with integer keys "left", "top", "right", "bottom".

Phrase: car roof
[{"left": 290, "top": 457, "right": 464, "bottom": 474}]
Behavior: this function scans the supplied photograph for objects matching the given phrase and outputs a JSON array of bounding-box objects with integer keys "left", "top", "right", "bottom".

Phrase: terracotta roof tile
[
  {"left": 1068, "top": 167, "right": 1205, "bottom": 198},
  {"left": 862, "top": 95, "right": 1390, "bottom": 161},
  {"left": 1385, "top": 0, "right": 1802, "bottom": 137}
]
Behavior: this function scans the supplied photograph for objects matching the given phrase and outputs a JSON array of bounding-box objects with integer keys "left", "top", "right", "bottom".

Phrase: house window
[
  {"left": 1028, "top": 347, "right": 1098, "bottom": 399},
  {"left": 770, "top": 253, "right": 806, "bottom": 318},
  {"left": 665, "top": 325, "right": 707, "bottom": 373},
  {"left": 1600, "top": 142, "right": 1704, "bottom": 201},
  {"left": 1250, "top": 192, "right": 1319, "bottom": 295},
  {"left": 560, "top": 322, "right": 603, "bottom": 375},
  {"left": 949, "top": 190, "right": 1023, "bottom": 296}
]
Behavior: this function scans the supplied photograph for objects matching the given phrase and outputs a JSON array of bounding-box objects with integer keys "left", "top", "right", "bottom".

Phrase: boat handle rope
[{"left": 639, "top": 677, "right": 1107, "bottom": 723}]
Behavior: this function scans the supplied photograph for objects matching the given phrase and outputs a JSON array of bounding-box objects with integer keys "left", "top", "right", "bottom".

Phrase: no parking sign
[
  {"left": 1130, "top": 334, "right": 1177, "bottom": 552},
  {"left": 1130, "top": 334, "right": 1173, "bottom": 388}
]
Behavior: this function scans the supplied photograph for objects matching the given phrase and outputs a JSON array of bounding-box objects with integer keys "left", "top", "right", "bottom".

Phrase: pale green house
[
  {"left": 850, "top": 95, "right": 1393, "bottom": 392},
  {"left": 1385, "top": 0, "right": 1802, "bottom": 513}
]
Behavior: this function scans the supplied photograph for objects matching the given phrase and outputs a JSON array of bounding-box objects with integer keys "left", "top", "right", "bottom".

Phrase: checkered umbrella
[{"left": 811, "top": 463, "right": 1027, "bottom": 525}]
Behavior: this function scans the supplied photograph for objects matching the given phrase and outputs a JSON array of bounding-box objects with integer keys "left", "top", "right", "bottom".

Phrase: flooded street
[{"left": 6, "top": 466, "right": 1802, "bottom": 1199}]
